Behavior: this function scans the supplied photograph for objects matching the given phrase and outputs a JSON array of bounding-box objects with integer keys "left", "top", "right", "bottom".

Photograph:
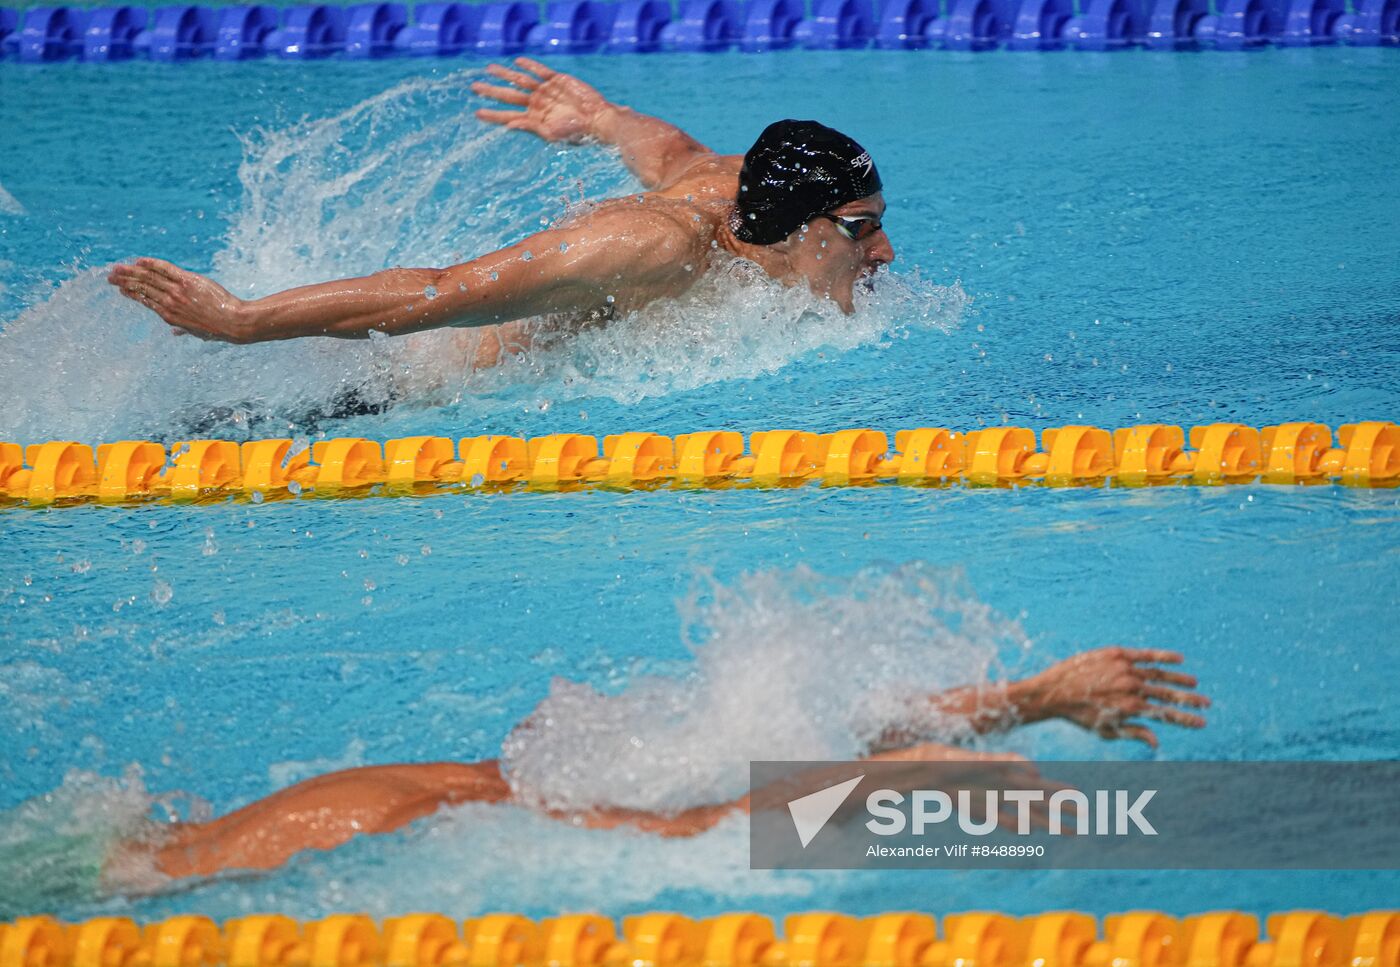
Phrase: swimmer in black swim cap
[
  {"left": 111, "top": 60, "right": 895, "bottom": 343},
  {"left": 732, "top": 119, "right": 884, "bottom": 245},
  {"left": 724, "top": 118, "right": 892, "bottom": 312}
]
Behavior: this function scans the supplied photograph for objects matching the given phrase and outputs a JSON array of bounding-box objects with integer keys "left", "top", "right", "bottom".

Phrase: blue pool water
[{"left": 1, "top": 49, "right": 1398, "bottom": 919}]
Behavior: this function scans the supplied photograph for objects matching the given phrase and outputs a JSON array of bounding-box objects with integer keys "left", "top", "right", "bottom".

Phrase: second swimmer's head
[{"left": 731, "top": 120, "right": 883, "bottom": 245}]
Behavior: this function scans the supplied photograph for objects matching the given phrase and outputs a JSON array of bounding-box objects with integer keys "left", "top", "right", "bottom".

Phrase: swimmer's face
[{"left": 776, "top": 193, "right": 894, "bottom": 313}]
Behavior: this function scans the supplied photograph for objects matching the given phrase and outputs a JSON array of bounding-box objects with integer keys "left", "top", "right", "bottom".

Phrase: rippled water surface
[{"left": 1, "top": 49, "right": 1397, "bottom": 920}]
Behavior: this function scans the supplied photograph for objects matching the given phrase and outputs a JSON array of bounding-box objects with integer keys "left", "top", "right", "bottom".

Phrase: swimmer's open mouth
[{"left": 857, "top": 276, "right": 877, "bottom": 293}]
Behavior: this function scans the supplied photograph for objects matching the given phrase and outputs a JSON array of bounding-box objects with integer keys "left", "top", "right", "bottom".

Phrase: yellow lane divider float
[
  {"left": 1, "top": 421, "right": 1398, "bottom": 507},
  {"left": 1, "top": 911, "right": 1397, "bottom": 967}
]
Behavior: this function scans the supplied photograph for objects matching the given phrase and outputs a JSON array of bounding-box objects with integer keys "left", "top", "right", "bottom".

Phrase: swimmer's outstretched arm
[
  {"left": 473, "top": 58, "right": 720, "bottom": 190},
  {"left": 138, "top": 744, "right": 1034, "bottom": 882},
  {"left": 108, "top": 203, "right": 700, "bottom": 343},
  {"left": 870, "top": 647, "right": 1210, "bottom": 753}
]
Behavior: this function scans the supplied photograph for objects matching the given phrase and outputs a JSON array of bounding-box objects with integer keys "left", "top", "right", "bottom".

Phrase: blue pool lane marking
[{"left": 1, "top": 0, "right": 1396, "bottom": 63}]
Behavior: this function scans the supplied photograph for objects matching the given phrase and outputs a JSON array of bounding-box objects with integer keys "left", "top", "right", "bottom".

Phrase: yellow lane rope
[
  {"left": 2, "top": 910, "right": 1396, "bottom": 967},
  {"left": 2, "top": 420, "right": 1397, "bottom": 507}
]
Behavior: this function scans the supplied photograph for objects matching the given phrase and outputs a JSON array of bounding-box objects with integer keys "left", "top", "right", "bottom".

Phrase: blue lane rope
[{"left": 0, "top": 0, "right": 1395, "bottom": 63}]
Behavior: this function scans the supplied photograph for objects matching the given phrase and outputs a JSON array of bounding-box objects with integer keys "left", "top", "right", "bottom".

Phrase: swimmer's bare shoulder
[
  {"left": 656, "top": 153, "right": 745, "bottom": 201},
  {"left": 543, "top": 191, "right": 722, "bottom": 312}
]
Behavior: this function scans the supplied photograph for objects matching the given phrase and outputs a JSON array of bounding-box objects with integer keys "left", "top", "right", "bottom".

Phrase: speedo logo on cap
[{"left": 851, "top": 152, "right": 874, "bottom": 177}]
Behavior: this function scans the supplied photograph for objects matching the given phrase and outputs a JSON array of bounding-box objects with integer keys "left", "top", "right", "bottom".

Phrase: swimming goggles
[{"left": 817, "top": 213, "right": 883, "bottom": 242}]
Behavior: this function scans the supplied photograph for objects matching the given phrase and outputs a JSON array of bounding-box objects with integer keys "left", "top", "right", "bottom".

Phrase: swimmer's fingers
[
  {"left": 475, "top": 108, "right": 541, "bottom": 136},
  {"left": 513, "top": 56, "right": 557, "bottom": 80},
  {"left": 1115, "top": 724, "right": 1160, "bottom": 749},
  {"left": 1122, "top": 648, "right": 1185, "bottom": 666},
  {"left": 1138, "top": 704, "right": 1207, "bottom": 729},
  {"left": 485, "top": 63, "right": 541, "bottom": 90},
  {"left": 112, "top": 270, "right": 176, "bottom": 304},
  {"left": 472, "top": 80, "right": 531, "bottom": 106},
  {"left": 1141, "top": 667, "right": 1198, "bottom": 688},
  {"left": 135, "top": 256, "right": 185, "bottom": 279},
  {"left": 1142, "top": 684, "right": 1211, "bottom": 710},
  {"left": 116, "top": 272, "right": 183, "bottom": 314},
  {"left": 114, "top": 273, "right": 206, "bottom": 336}
]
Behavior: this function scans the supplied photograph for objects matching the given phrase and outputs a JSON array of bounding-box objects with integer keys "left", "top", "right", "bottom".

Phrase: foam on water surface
[
  {"left": 503, "top": 563, "right": 1021, "bottom": 813},
  {"left": 0, "top": 182, "right": 25, "bottom": 217},
  {"left": 0, "top": 767, "right": 186, "bottom": 919},
  {"left": 0, "top": 69, "right": 964, "bottom": 443}
]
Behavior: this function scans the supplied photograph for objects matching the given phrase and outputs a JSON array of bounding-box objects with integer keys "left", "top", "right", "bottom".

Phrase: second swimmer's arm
[{"left": 868, "top": 647, "right": 1210, "bottom": 753}]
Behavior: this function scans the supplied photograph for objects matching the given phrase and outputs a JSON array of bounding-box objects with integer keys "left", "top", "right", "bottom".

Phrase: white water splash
[
  {"left": 0, "top": 182, "right": 24, "bottom": 217},
  {"left": 0, "top": 69, "right": 963, "bottom": 443},
  {"left": 0, "top": 766, "right": 192, "bottom": 919},
  {"left": 155, "top": 802, "right": 812, "bottom": 921},
  {"left": 503, "top": 563, "right": 1024, "bottom": 814},
  {"left": 455, "top": 259, "right": 964, "bottom": 415}
]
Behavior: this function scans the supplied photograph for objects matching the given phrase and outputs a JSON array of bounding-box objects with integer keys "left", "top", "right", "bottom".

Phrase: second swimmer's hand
[
  {"left": 1015, "top": 647, "right": 1210, "bottom": 749},
  {"left": 109, "top": 258, "right": 254, "bottom": 343},
  {"left": 472, "top": 57, "right": 610, "bottom": 144}
]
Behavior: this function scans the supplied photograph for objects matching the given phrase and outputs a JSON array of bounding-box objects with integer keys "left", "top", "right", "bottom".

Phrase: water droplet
[
  {"left": 71, "top": 560, "right": 91, "bottom": 574},
  {"left": 470, "top": 473, "right": 485, "bottom": 487},
  {"left": 559, "top": 242, "right": 569, "bottom": 252},
  {"left": 151, "top": 579, "right": 173, "bottom": 606},
  {"left": 490, "top": 271, "right": 499, "bottom": 282},
  {"left": 251, "top": 490, "right": 264, "bottom": 503},
  {"left": 397, "top": 554, "right": 409, "bottom": 566},
  {"left": 424, "top": 284, "right": 438, "bottom": 299},
  {"left": 363, "top": 578, "right": 376, "bottom": 592},
  {"left": 362, "top": 595, "right": 373, "bottom": 607},
  {"left": 683, "top": 264, "right": 693, "bottom": 272},
  {"left": 820, "top": 240, "right": 828, "bottom": 248},
  {"left": 605, "top": 295, "right": 615, "bottom": 304},
  {"left": 132, "top": 539, "right": 146, "bottom": 555},
  {"left": 420, "top": 544, "right": 431, "bottom": 556},
  {"left": 522, "top": 251, "right": 533, "bottom": 262},
  {"left": 458, "top": 282, "right": 468, "bottom": 292},
  {"left": 212, "top": 610, "right": 225, "bottom": 626},
  {"left": 288, "top": 479, "right": 302, "bottom": 495}
]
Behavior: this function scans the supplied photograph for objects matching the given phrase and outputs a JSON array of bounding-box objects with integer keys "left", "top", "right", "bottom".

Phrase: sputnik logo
[{"left": 787, "top": 775, "right": 864, "bottom": 848}]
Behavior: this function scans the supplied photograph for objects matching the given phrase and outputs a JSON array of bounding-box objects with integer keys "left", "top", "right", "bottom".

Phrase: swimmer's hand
[
  {"left": 1014, "top": 647, "right": 1210, "bottom": 749},
  {"left": 109, "top": 258, "right": 251, "bottom": 343},
  {"left": 472, "top": 58, "right": 610, "bottom": 144}
]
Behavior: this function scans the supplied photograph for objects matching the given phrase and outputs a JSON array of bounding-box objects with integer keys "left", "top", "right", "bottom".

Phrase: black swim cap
[{"left": 731, "top": 119, "right": 883, "bottom": 246}]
